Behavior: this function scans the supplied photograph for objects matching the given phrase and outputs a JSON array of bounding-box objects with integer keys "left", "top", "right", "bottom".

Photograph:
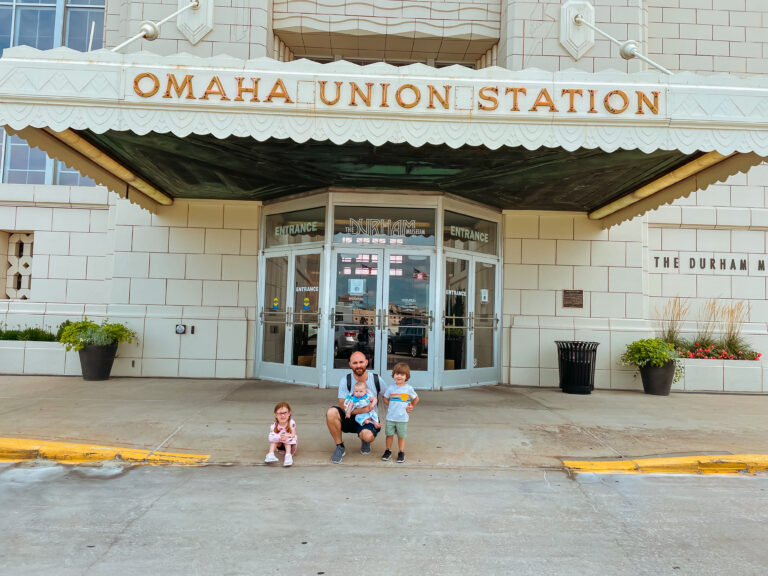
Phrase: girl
[{"left": 265, "top": 402, "right": 297, "bottom": 467}]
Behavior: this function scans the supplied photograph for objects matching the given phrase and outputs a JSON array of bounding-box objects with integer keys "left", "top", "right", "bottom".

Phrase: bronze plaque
[{"left": 563, "top": 290, "right": 584, "bottom": 308}]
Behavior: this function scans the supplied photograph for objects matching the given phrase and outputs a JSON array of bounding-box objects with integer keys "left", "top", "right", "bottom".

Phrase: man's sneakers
[
  {"left": 331, "top": 444, "right": 346, "bottom": 464},
  {"left": 360, "top": 440, "right": 372, "bottom": 454},
  {"left": 396, "top": 451, "right": 405, "bottom": 463},
  {"left": 264, "top": 453, "right": 279, "bottom": 463},
  {"left": 284, "top": 453, "right": 293, "bottom": 467},
  {"left": 381, "top": 449, "right": 392, "bottom": 461}
]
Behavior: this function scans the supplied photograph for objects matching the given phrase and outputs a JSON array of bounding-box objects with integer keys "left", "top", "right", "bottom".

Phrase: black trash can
[{"left": 555, "top": 341, "right": 599, "bottom": 395}]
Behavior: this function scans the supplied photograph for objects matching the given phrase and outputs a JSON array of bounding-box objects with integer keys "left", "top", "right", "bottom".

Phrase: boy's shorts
[
  {"left": 332, "top": 405, "right": 381, "bottom": 438},
  {"left": 385, "top": 420, "right": 408, "bottom": 437}
]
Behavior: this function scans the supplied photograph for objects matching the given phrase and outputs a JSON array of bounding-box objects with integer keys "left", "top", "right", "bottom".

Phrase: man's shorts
[
  {"left": 385, "top": 420, "right": 408, "bottom": 438},
  {"left": 331, "top": 405, "right": 381, "bottom": 438}
]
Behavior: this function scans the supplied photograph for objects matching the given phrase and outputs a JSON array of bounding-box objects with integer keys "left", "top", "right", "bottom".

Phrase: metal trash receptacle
[{"left": 555, "top": 341, "right": 599, "bottom": 395}]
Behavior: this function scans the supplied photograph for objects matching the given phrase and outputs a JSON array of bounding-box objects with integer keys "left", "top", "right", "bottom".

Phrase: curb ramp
[
  {"left": 0, "top": 438, "right": 210, "bottom": 466},
  {"left": 563, "top": 454, "right": 768, "bottom": 475}
]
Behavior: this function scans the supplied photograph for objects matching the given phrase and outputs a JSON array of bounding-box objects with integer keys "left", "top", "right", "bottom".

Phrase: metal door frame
[
  {"left": 439, "top": 251, "right": 501, "bottom": 389},
  {"left": 328, "top": 246, "right": 437, "bottom": 390},
  {"left": 255, "top": 247, "right": 324, "bottom": 386}
]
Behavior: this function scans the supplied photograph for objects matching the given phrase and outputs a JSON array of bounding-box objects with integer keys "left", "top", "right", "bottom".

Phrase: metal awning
[{"left": 1, "top": 46, "right": 766, "bottom": 225}]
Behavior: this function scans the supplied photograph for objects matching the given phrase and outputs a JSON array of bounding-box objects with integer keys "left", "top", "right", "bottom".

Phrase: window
[{"left": 0, "top": 0, "right": 105, "bottom": 186}]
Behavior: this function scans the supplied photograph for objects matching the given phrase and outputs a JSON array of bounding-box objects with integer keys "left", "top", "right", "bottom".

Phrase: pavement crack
[
  {"left": 82, "top": 472, "right": 194, "bottom": 575},
  {"left": 149, "top": 423, "right": 186, "bottom": 456}
]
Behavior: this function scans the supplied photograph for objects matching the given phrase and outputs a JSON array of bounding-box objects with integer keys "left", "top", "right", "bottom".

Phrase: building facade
[{"left": 1, "top": 0, "right": 767, "bottom": 393}]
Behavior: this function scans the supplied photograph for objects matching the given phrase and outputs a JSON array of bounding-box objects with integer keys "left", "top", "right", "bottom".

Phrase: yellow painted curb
[
  {"left": 563, "top": 454, "right": 768, "bottom": 475},
  {"left": 0, "top": 438, "right": 210, "bottom": 466}
]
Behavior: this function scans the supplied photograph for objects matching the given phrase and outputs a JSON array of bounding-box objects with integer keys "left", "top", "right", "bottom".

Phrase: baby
[{"left": 344, "top": 379, "right": 382, "bottom": 429}]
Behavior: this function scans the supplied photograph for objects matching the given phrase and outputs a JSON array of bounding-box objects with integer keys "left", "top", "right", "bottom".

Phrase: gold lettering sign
[
  {"left": 134, "top": 72, "right": 160, "bottom": 98},
  {"left": 396, "top": 84, "right": 420, "bottom": 108},
  {"left": 132, "top": 73, "right": 663, "bottom": 117},
  {"left": 604, "top": 90, "right": 629, "bottom": 114}
]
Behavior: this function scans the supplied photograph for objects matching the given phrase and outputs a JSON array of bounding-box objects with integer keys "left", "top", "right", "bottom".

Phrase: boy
[{"left": 381, "top": 362, "right": 419, "bottom": 463}]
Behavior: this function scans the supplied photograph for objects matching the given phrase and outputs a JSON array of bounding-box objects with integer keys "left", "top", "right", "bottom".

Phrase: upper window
[
  {"left": 443, "top": 210, "right": 497, "bottom": 255},
  {"left": 265, "top": 206, "right": 326, "bottom": 248},
  {"left": 0, "top": 0, "right": 105, "bottom": 186},
  {"left": 333, "top": 206, "right": 436, "bottom": 247}
]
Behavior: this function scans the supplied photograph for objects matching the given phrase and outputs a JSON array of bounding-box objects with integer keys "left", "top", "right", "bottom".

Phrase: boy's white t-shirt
[{"left": 384, "top": 384, "right": 418, "bottom": 423}]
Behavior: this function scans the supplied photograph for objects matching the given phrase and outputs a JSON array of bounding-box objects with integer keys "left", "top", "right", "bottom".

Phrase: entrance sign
[
  {"left": 334, "top": 206, "right": 435, "bottom": 246},
  {"left": 443, "top": 211, "right": 497, "bottom": 255},
  {"left": 265, "top": 207, "right": 325, "bottom": 248}
]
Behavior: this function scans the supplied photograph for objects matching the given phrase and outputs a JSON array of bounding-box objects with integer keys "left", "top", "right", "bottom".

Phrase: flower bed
[{"left": 676, "top": 343, "right": 761, "bottom": 361}]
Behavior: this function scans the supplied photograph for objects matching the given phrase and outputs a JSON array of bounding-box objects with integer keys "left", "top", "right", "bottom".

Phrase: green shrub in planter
[
  {"left": 0, "top": 325, "right": 57, "bottom": 341},
  {"left": 58, "top": 318, "right": 136, "bottom": 351},
  {"left": 619, "top": 338, "right": 684, "bottom": 383}
]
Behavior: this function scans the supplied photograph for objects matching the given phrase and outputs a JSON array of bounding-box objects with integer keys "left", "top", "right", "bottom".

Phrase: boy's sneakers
[
  {"left": 360, "top": 440, "right": 371, "bottom": 454},
  {"left": 264, "top": 453, "right": 279, "bottom": 463},
  {"left": 284, "top": 453, "right": 293, "bottom": 467},
  {"left": 396, "top": 451, "right": 405, "bottom": 463},
  {"left": 381, "top": 449, "right": 392, "bottom": 461},
  {"left": 331, "top": 444, "right": 345, "bottom": 464}
]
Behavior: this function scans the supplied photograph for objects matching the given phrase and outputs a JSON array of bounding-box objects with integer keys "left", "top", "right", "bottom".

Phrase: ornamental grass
[{"left": 654, "top": 296, "right": 689, "bottom": 348}]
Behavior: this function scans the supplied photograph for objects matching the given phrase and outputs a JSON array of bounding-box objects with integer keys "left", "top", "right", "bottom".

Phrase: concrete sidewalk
[{"left": 1, "top": 375, "right": 767, "bottom": 471}]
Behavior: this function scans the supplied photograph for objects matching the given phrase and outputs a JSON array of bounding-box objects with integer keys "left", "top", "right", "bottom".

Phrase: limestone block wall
[
  {"left": 104, "top": 0, "right": 271, "bottom": 58},
  {"left": 502, "top": 211, "right": 651, "bottom": 391},
  {"left": 105, "top": 198, "right": 260, "bottom": 378},
  {"left": 499, "top": 0, "right": 648, "bottom": 72},
  {"left": 0, "top": 184, "right": 110, "bottom": 307},
  {"left": 647, "top": 0, "right": 768, "bottom": 75},
  {"left": 647, "top": 164, "right": 768, "bottom": 357},
  {"left": 0, "top": 187, "right": 261, "bottom": 379}
]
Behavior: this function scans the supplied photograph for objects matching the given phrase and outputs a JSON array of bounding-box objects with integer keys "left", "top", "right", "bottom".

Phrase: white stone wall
[
  {"left": 105, "top": 0, "right": 271, "bottom": 58},
  {"left": 0, "top": 187, "right": 261, "bottom": 379},
  {"left": 0, "top": 184, "right": 110, "bottom": 306},
  {"left": 647, "top": 165, "right": 768, "bottom": 355},
  {"left": 647, "top": 0, "right": 768, "bottom": 75},
  {"left": 499, "top": 0, "right": 648, "bottom": 72},
  {"left": 502, "top": 211, "right": 651, "bottom": 391}
]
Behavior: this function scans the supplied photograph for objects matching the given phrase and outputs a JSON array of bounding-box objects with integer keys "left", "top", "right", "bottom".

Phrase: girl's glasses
[{"left": 276, "top": 411, "right": 290, "bottom": 415}]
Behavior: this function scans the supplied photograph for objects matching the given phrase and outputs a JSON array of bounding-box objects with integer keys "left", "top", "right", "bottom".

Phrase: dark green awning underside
[{"left": 80, "top": 129, "right": 700, "bottom": 211}]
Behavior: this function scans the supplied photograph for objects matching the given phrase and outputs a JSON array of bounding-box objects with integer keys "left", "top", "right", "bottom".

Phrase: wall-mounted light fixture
[{"left": 560, "top": 0, "right": 672, "bottom": 75}]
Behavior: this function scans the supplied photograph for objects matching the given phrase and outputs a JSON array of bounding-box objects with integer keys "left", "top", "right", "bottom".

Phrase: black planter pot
[
  {"left": 639, "top": 361, "right": 675, "bottom": 396},
  {"left": 78, "top": 343, "right": 118, "bottom": 381}
]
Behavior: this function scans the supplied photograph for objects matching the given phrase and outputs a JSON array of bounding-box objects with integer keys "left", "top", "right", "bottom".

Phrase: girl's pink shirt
[{"left": 268, "top": 419, "right": 297, "bottom": 444}]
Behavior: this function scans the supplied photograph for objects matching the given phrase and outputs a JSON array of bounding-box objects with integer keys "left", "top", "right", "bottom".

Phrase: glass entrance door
[
  {"left": 441, "top": 255, "right": 499, "bottom": 388},
  {"left": 330, "top": 249, "right": 434, "bottom": 388},
  {"left": 258, "top": 250, "right": 322, "bottom": 385}
]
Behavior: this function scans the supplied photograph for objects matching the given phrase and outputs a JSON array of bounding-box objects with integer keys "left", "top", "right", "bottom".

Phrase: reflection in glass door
[
  {"left": 473, "top": 261, "right": 496, "bottom": 369},
  {"left": 443, "top": 257, "right": 468, "bottom": 372},
  {"left": 259, "top": 251, "right": 322, "bottom": 384},
  {"left": 331, "top": 250, "right": 434, "bottom": 388},
  {"left": 332, "top": 252, "right": 380, "bottom": 370},
  {"left": 262, "top": 256, "right": 288, "bottom": 364},
  {"left": 442, "top": 256, "right": 498, "bottom": 387},
  {"left": 385, "top": 254, "right": 432, "bottom": 375},
  {"left": 291, "top": 253, "right": 321, "bottom": 368}
]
